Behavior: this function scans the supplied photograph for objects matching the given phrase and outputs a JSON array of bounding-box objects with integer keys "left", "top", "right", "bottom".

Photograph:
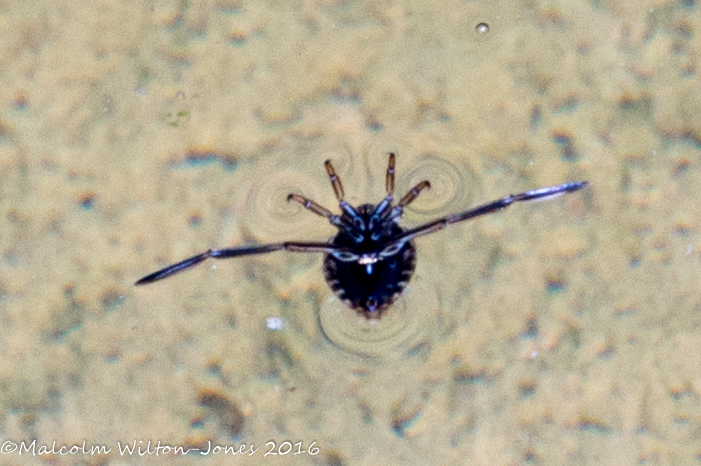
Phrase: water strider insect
[{"left": 136, "top": 154, "right": 587, "bottom": 318}]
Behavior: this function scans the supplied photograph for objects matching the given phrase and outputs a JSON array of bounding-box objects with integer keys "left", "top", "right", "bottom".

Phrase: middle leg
[
  {"left": 387, "top": 180, "right": 432, "bottom": 221},
  {"left": 287, "top": 193, "right": 343, "bottom": 227}
]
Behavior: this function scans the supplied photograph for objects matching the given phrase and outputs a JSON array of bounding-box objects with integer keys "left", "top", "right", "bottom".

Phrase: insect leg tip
[{"left": 570, "top": 180, "right": 589, "bottom": 191}]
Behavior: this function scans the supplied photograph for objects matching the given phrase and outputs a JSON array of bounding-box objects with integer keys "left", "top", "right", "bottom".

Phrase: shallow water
[{"left": 1, "top": 0, "right": 700, "bottom": 464}]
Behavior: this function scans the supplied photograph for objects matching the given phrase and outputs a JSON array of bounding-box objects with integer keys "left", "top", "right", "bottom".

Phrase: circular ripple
[
  {"left": 244, "top": 168, "right": 330, "bottom": 240},
  {"left": 398, "top": 154, "right": 473, "bottom": 215},
  {"left": 319, "top": 299, "right": 417, "bottom": 358},
  {"left": 318, "top": 285, "right": 437, "bottom": 359}
]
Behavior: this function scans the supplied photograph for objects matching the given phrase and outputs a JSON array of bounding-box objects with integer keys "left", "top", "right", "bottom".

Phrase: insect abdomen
[{"left": 323, "top": 242, "right": 416, "bottom": 318}]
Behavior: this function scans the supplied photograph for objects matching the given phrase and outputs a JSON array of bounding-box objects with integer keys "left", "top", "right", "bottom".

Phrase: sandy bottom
[{"left": 1, "top": 0, "right": 700, "bottom": 464}]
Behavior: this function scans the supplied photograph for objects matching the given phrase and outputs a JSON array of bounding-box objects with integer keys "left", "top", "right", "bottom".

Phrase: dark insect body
[{"left": 136, "top": 154, "right": 587, "bottom": 318}]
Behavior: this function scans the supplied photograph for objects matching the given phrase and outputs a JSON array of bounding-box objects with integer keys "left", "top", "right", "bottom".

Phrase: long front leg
[
  {"left": 384, "top": 181, "right": 588, "bottom": 248},
  {"left": 135, "top": 242, "right": 347, "bottom": 285}
]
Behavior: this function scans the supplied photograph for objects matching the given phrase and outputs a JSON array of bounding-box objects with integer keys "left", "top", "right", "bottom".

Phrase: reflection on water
[
  {"left": 318, "top": 286, "right": 435, "bottom": 359},
  {"left": 244, "top": 167, "right": 326, "bottom": 238}
]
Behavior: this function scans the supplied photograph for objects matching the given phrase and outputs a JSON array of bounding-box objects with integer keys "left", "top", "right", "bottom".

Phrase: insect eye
[
  {"left": 333, "top": 251, "right": 360, "bottom": 262},
  {"left": 380, "top": 243, "right": 404, "bottom": 258}
]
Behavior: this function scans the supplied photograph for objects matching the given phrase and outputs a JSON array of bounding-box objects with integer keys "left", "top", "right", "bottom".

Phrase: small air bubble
[
  {"left": 266, "top": 317, "right": 284, "bottom": 330},
  {"left": 476, "top": 22, "right": 490, "bottom": 34}
]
